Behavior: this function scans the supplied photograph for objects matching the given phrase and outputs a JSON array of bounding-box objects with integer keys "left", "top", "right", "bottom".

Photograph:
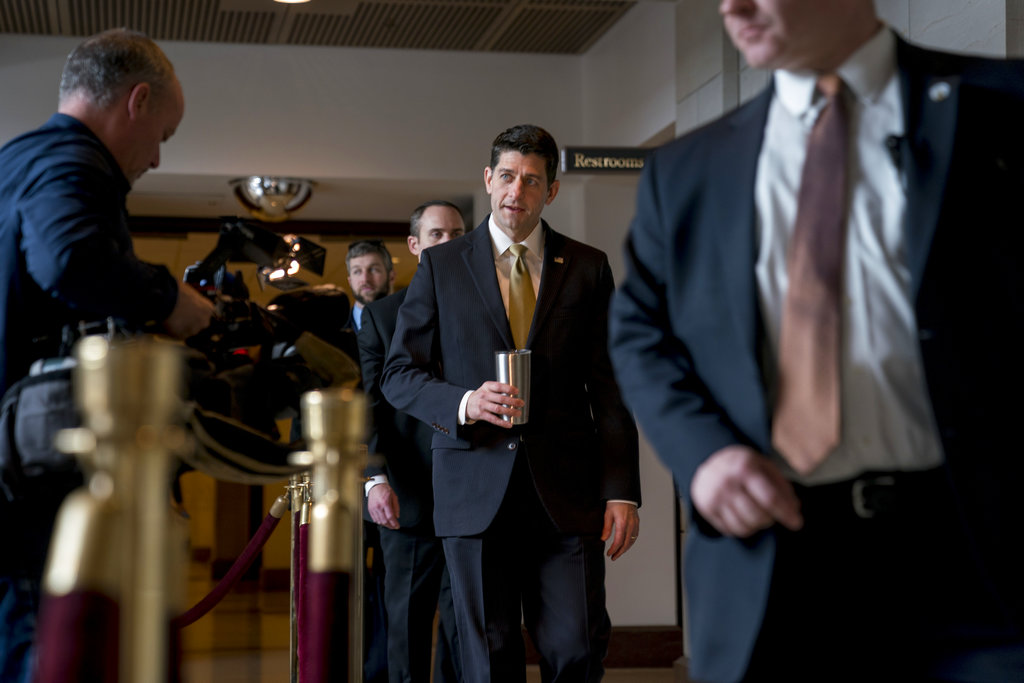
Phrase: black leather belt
[{"left": 794, "top": 468, "right": 947, "bottom": 521}]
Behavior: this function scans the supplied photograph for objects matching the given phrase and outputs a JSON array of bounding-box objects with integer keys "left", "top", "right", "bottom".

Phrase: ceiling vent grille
[
  {"left": 61, "top": 0, "right": 278, "bottom": 44},
  {"left": 287, "top": 2, "right": 505, "bottom": 51},
  {"left": 489, "top": 1, "right": 631, "bottom": 53},
  {"left": 0, "top": 0, "right": 635, "bottom": 53},
  {"left": 0, "top": 0, "right": 55, "bottom": 33}
]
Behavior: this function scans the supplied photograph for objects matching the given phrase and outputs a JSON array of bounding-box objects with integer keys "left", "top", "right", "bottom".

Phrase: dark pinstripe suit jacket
[{"left": 381, "top": 219, "right": 640, "bottom": 537}]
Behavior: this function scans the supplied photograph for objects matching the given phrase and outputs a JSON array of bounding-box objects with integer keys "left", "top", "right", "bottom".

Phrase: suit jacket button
[{"left": 507, "top": 441, "right": 517, "bottom": 450}]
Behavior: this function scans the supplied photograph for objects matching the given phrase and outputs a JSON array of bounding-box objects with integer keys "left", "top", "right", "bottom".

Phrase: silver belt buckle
[{"left": 852, "top": 475, "right": 896, "bottom": 519}]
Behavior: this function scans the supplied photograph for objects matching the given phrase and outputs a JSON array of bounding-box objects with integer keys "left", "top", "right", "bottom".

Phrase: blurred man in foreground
[{"left": 610, "top": 1, "right": 1024, "bottom": 680}]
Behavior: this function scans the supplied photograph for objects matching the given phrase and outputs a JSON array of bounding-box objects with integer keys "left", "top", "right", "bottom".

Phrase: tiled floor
[
  {"left": 178, "top": 564, "right": 677, "bottom": 682},
  {"left": 179, "top": 563, "right": 291, "bottom": 683}
]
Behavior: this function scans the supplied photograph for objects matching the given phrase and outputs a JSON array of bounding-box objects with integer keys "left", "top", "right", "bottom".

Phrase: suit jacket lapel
[
  {"left": 896, "top": 37, "right": 960, "bottom": 300},
  {"left": 529, "top": 221, "right": 566, "bottom": 347},
  {"left": 714, "top": 92, "right": 769, "bottom": 342},
  {"left": 708, "top": 88, "right": 774, "bottom": 445},
  {"left": 463, "top": 219, "right": 516, "bottom": 348}
]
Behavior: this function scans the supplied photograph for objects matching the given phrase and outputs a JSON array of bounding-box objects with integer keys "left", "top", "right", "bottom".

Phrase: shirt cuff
[
  {"left": 458, "top": 390, "right": 476, "bottom": 425},
  {"left": 364, "top": 474, "right": 389, "bottom": 497},
  {"left": 607, "top": 499, "right": 638, "bottom": 506}
]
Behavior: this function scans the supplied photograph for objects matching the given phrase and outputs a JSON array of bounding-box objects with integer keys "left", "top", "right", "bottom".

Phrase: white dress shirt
[
  {"left": 489, "top": 214, "right": 544, "bottom": 309},
  {"left": 755, "top": 27, "right": 943, "bottom": 485}
]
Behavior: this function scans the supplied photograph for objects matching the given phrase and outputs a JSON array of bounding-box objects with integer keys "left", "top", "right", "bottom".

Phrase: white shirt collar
[
  {"left": 487, "top": 214, "right": 545, "bottom": 259},
  {"left": 773, "top": 26, "right": 897, "bottom": 119}
]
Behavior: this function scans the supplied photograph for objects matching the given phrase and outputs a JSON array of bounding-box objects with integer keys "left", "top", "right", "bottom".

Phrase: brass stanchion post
[
  {"left": 61, "top": 335, "right": 185, "bottom": 683},
  {"left": 288, "top": 472, "right": 311, "bottom": 683},
  {"left": 299, "top": 388, "right": 366, "bottom": 682}
]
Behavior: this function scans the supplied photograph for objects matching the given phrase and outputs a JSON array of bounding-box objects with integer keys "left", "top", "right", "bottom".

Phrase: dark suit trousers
[
  {"left": 739, "top": 470, "right": 1024, "bottom": 683},
  {"left": 379, "top": 524, "right": 461, "bottom": 683},
  {"left": 442, "top": 453, "right": 610, "bottom": 683}
]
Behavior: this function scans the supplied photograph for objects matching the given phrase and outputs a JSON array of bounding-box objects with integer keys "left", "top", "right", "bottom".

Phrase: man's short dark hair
[
  {"left": 410, "top": 200, "right": 466, "bottom": 238},
  {"left": 59, "top": 28, "right": 176, "bottom": 109},
  {"left": 489, "top": 124, "right": 559, "bottom": 188},
  {"left": 346, "top": 239, "right": 393, "bottom": 274}
]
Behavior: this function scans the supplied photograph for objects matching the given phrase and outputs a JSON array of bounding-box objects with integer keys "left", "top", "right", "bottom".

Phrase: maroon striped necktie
[{"left": 771, "top": 74, "right": 849, "bottom": 475}]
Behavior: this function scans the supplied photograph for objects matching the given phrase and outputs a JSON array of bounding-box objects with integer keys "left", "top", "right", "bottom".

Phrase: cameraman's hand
[{"left": 163, "top": 282, "right": 215, "bottom": 339}]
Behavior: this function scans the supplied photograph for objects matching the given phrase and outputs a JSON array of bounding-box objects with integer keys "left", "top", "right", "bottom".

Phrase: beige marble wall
[
  {"left": 675, "top": 0, "right": 1018, "bottom": 136},
  {"left": 1007, "top": 0, "right": 1024, "bottom": 55},
  {"left": 908, "top": 0, "right": 1007, "bottom": 54},
  {"left": 675, "top": 0, "right": 737, "bottom": 135}
]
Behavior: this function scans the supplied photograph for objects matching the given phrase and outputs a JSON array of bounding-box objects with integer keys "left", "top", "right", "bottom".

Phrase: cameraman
[{"left": 0, "top": 28, "right": 213, "bottom": 681}]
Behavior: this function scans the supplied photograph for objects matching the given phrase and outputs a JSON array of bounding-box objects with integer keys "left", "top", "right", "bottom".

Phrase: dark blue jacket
[
  {"left": 0, "top": 113, "right": 178, "bottom": 394},
  {"left": 610, "top": 35, "right": 1024, "bottom": 682}
]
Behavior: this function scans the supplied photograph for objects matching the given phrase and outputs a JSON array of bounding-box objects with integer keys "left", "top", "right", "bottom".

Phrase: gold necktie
[
  {"left": 508, "top": 244, "right": 535, "bottom": 349},
  {"left": 772, "top": 74, "right": 848, "bottom": 475}
]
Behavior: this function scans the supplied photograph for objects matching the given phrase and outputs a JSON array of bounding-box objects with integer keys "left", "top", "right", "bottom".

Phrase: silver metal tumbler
[{"left": 495, "top": 349, "right": 531, "bottom": 424}]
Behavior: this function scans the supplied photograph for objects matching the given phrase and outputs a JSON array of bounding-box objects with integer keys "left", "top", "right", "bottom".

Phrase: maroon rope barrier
[{"left": 172, "top": 495, "right": 289, "bottom": 629}]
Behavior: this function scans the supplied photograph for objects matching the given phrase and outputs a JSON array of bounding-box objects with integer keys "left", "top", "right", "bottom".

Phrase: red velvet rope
[{"left": 172, "top": 508, "right": 283, "bottom": 628}]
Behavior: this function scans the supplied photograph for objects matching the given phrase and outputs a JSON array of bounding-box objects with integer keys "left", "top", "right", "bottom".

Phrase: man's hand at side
[
  {"left": 368, "top": 483, "right": 400, "bottom": 530},
  {"left": 690, "top": 445, "right": 803, "bottom": 538},
  {"left": 602, "top": 501, "right": 640, "bottom": 560}
]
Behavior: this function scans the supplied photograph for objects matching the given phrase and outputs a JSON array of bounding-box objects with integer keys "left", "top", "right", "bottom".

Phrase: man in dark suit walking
[
  {"left": 382, "top": 125, "right": 641, "bottom": 683},
  {"left": 342, "top": 238, "right": 396, "bottom": 682},
  {"left": 360, "top": 200, "right": 467, "bottom": 682},
  {"left": 609, "top": 1, "right": 1024, "bottom": 681}
]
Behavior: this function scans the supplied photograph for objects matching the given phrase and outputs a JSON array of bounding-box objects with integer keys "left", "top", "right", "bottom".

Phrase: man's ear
[
  {"left": 126, "top": 82, "right": 151, "bottom": 121},
  {"left": 545, "top": 179, "right": 560, "bottom": 205}
]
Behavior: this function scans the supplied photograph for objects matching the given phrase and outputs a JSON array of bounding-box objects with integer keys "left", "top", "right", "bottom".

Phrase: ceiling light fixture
[{"left": 229, "top": 176, "right": 316, "bottom": 222}]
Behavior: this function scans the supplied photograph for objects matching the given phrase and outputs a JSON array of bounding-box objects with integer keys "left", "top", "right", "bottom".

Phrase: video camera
[{"left": 182, "top": 219, "right": 327, "bottom": 358}]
